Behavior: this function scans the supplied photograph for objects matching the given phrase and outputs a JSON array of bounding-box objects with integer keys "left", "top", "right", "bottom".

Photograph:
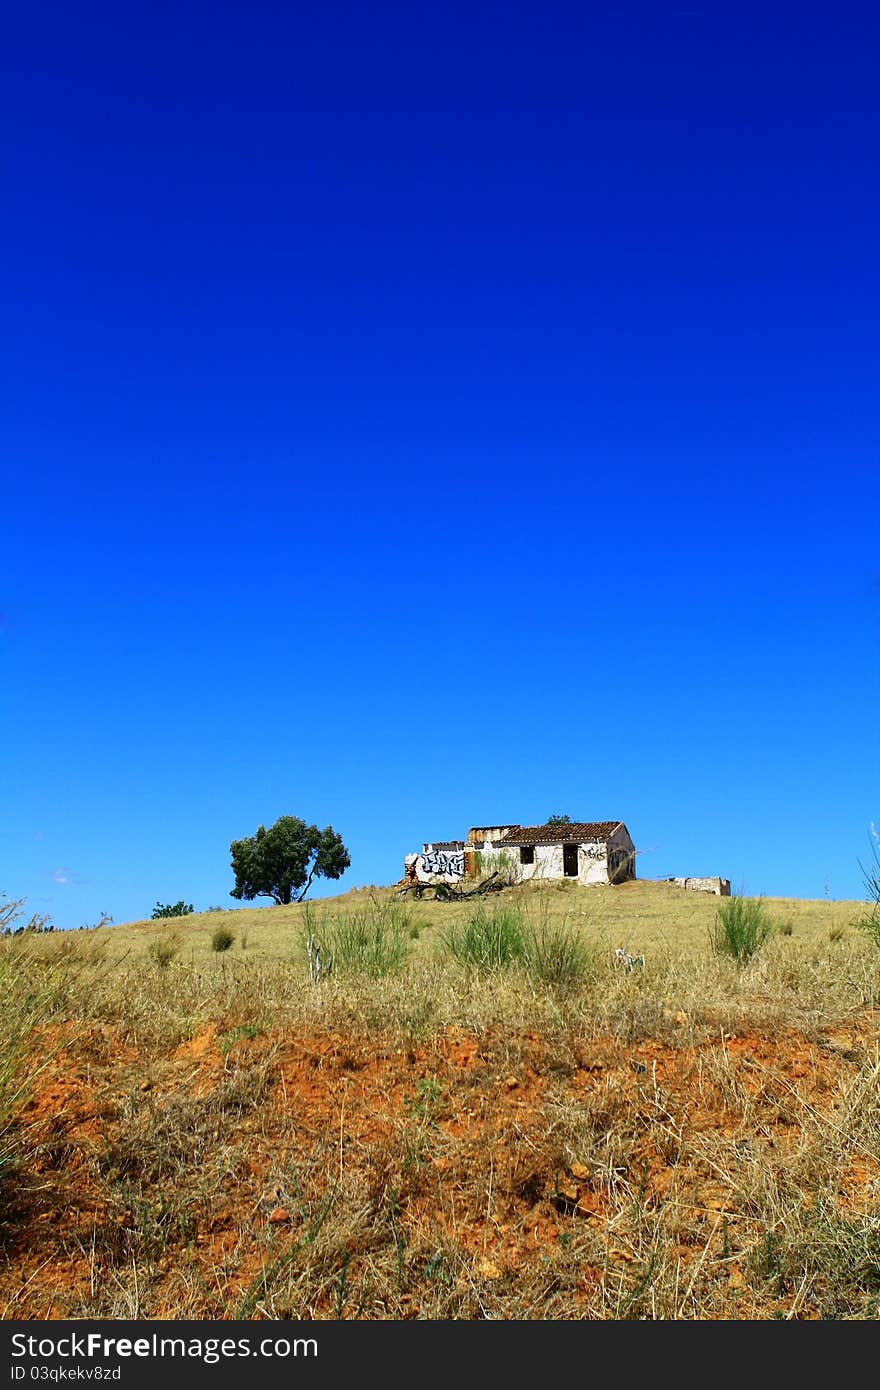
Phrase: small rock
[
  {"left": 554, "top": 1181, "right": 579, "bottom": 1203},
  {"left": 268, "top": 1207, "right": 291, "bottom": 1224}
]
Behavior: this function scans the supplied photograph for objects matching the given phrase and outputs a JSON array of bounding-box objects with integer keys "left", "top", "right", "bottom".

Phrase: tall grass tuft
[
  {"left": 520, "top": 914, "right": 597, "bottom": 994},
  {"left": 147, "top": 936, "right": 181, "bottom": 968},
  {"left": 443, "top": 900, "right": 595, "bottom": 990},
  {"left": 443, "top": 905, "right": 526, "bottom": 971},
  {"left": 711, "top": 895, "right": 775, "bottom": 962},
  {"left": 211, "top": 926, "right": 235, "bottom": 953},
  {"left": 320, "top": 900, "right": 411, "bottom": 978}
]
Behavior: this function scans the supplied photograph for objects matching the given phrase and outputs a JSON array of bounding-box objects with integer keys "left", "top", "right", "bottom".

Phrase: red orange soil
[{"left": 2, "top": 1019, "right": 878, "bottom": 1319}]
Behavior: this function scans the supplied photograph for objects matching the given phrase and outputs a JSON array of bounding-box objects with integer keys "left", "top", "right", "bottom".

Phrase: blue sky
[{"left": 2, "top": 1, "right": 878, "bottom": 929}]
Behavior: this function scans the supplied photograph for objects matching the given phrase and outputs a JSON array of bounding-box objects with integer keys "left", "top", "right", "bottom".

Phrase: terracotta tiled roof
[{"left": 496, "top": 822, "right": 624, "bottom": 846}]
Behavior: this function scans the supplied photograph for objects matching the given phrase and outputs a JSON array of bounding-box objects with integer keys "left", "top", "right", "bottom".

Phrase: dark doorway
[{"left": 563, "top": 844, "right": 579, "bottom": 877}]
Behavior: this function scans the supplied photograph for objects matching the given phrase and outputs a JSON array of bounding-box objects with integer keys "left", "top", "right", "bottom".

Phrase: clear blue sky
[{"left": 2, "top": 1, "right": 878, "bottom": 929}]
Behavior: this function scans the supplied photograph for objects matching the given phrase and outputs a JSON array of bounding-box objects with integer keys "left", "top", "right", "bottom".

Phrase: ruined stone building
[{"left": 404, "top": 821, "right": 637, "bottom": 887}]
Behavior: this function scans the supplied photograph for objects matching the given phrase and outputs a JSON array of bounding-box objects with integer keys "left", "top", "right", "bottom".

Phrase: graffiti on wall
[{"left": 420, "top": 850, "right": 465, "bottom": 879}]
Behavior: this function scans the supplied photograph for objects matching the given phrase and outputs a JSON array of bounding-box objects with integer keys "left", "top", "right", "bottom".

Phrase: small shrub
[
  {"left": 711, "top": 896, "right": 775, "bottom": 962},
  {"left": 443, "top": 905, "right": 525, "bottom": 971},
  {"left": 147, "top": 937, "right": 180, "bottom": 968},
  {"left": 152, "top": 901, "right": 194, "bottom": 919},
  {"left": 211, "top": 926, "right": 235, "bottom": 953},
  {"left": 779, "top": 920, "right": 794, "bottom": 936}
]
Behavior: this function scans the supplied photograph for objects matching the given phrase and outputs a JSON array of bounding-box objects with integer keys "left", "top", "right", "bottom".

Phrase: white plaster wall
[
  {"left": 480, "top": 841, "right": 613, "bottom": 885},
  {"left": 535, "top": 844, "right": 565, "bottom": 880},
  {"left": 578, "top": 841, "right": 608, "bottom": 885},
  {"left": 477, "top": 843, "right": 563, "bottom": 882}
]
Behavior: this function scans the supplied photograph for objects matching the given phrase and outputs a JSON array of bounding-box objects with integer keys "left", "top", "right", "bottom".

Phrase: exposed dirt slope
[{"left": 3, "top": 1015, "right": 879, "bottom": 1319}]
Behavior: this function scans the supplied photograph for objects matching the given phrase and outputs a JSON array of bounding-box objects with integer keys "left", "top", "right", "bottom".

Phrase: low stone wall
[{"left": 668, "top": 876, "right": 731, "bottom": 896}]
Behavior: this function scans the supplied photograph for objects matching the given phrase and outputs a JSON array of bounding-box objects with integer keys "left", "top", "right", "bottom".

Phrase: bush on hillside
[
  {"left": 147, "top": 937, "right": 181, "bottom": 968},
  {"left": 152, "top": 901, "right": 194, "bottom": 919},
  {"left": 711, "top": 895, "right": 774, "bottom": 962},
  {"left": 211, "top": 926, "right": 236, "bottom": 953}
]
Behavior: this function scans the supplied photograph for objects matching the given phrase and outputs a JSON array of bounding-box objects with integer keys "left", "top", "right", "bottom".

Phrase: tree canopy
[
  {"left": 229, "top": 815, "right": 351, "bottom": 905},
  {"left": 152, "top": 900, "right": 194, "bottom": 919},
  {"left": 546, "top": 813, "right": 572, "bottom": 826}
]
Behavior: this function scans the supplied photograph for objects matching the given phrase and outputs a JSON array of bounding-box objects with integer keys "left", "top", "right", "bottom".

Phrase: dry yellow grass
[
  {"left": 93, "top": 878, "right": 866, "bottom": 966},
  {"left": 1, "top": 879, "right": 878, "bottom": 1320}
]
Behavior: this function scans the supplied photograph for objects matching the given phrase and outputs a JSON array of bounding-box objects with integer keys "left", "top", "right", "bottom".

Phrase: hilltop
[{"left": 94, "top": 877, "right": 865, "bottom": 964}]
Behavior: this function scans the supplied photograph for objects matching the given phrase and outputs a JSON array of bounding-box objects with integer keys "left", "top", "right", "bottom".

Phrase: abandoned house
[{"left": 404, "top": 821, "right": 637, "bottom": 888}]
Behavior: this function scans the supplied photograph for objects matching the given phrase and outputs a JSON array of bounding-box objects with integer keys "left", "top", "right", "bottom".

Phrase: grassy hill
[
  {"left": 95, "top": 876, "right": 866, "bottom": 964},
  {"left": 2, "top": 879, "right": 878, "bottom": 1320}
]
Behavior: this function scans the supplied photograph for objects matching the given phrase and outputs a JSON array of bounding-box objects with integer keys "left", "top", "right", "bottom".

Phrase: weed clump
[
  {"left": 147, "top": 937, "right": 180, "bottom": 968},
  {"left": 211, "top": 926, "right": 236, "bottom": 953},
  {"left": 522, "top": 918, "right": 596, "bottom": 993},
  {"left": 309, "top": 900, "right": 411, "bottom": 978},
  {"left": 443, "top": 905, "right": 525, "bottom": 971},
  {"left": 443, "top": 900, "right": 594, "bottom": 992},
  {"left": 711, "top": 896, "right": 774, "bottom": 962}
]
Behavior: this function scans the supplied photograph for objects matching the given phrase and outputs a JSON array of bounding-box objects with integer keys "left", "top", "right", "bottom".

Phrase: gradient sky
[{"left": 2, "top": 1, "right": 878, "bottom": 930}]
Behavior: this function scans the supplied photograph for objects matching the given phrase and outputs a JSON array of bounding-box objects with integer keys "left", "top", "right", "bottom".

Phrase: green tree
[
  {"left": 230, "top": 815, "right": 350, "bottom": 905},
  {"left": 547, "top": 813, "right": 571, "bottom": 826},
  {"left": 152, "top": 900, "right": 194, "bottom": 919}
]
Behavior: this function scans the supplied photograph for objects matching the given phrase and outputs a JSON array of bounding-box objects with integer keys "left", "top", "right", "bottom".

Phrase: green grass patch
[
  {"left": 520, "top": 914, "right": 598, "bottom": 994},
  {"left": 442, "top": 899, "right": 597, "bottom": 993},
  {"left": 218, "top": 1024, "right": 261, "bottom": 1055},
  {"left": 442, "top": 904, "right": 526, "bottom": 971},
  {"left": 711, "top": 895, "right": 775, "bottom": 962},
  {"left": 312, "top": 900, "right": 412, "bottom": 978}
]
